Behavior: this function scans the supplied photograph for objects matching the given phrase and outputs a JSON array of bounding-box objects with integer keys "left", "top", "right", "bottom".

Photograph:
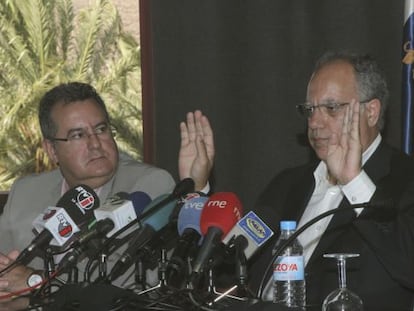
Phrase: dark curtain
[{"left": 146, "top": 0, "right": 403, "bottom": 211}]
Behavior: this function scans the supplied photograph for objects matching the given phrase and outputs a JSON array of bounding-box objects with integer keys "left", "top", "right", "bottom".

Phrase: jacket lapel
[{"left": 306, "top": 142, "right": 392, "bottom": 266}]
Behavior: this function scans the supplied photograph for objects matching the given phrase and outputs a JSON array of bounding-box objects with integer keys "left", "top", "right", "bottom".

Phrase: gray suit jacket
[{"left": 0, "top": 153, "right": 175, "bottom": 286}]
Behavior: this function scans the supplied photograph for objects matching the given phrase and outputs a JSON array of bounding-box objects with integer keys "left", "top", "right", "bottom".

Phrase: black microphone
[
  {"left": 166, "top": 192, "right": 208, "bottom": 288},
  {"left": 138, "top": 178, "right": 195, "bottom": 221},
  {"left": 57, "top": 191, "right": 151, "bottom": 271},
  {"left": 16, "top": 185, "right": 99, "bottom": 263},
  {"left": 106, "top": 179, "right": 194, "bottom": 282},
  {"left": 256, "top": 199, "right": 394, "bottom": 299},
  {"left": 107, "top": 194, "right": 180, "bottom": 282},
  {"left": 57, "top": 219, "right": 115, "bottom": 272},
  {"left": 174, "top": 178, "right": 196, "bottom": 196}
]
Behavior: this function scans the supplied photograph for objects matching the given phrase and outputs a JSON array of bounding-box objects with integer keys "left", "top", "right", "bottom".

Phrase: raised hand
[
  {"left": 326, "top": 100, "right": 363, "bottom": 185},
  {"left": 179, "top": 110, "right": 215, "bottom": 191}
]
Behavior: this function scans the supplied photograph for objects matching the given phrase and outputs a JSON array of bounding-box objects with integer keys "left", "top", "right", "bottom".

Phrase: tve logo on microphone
[{"left": 181, "top": 192, "right": 206, "bottom": 210}]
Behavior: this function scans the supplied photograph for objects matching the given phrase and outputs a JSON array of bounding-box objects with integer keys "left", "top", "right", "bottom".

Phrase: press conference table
[
  {"left": 39, "top": 283, "right": 306, "bottom": 311},
  {"left": 227, "top": 299, "right": 306, "bottom": 311}
]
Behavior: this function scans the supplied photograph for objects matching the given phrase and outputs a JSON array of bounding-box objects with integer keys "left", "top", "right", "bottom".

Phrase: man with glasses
[
  {"left": 248, "top": 51, "right": 414, "bottom": 310},
  {"left": 0, "top": 82, "right": 214, "bottom": 310}
]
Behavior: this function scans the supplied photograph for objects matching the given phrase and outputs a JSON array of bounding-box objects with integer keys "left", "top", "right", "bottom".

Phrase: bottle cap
[{"left": 280, "top": 220, "right": 296, "bottom": 230}]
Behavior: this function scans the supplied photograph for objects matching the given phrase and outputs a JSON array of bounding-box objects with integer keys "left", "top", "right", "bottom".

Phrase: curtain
[{"left": 147, "top": 0, "right": 403, "bottom": 210}]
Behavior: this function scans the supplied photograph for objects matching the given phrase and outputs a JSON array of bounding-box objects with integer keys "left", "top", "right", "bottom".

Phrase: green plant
[{"left": 0, "top": 0, "right": 142, "bottom": 189}]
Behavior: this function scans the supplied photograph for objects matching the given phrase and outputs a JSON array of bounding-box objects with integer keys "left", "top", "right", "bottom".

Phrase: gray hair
[{"left": 313, "top": 51, "right": 389, "bottom": 130}]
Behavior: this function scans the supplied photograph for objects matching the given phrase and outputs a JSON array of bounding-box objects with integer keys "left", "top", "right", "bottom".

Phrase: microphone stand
[
  {"left": 235, "top": 244, "right": 257, "bottom": 299},
  {"left": 98, "top": 253, "right": 108, "bottom": 280},
  {"left": 135, "top": 256, "right": 147, "bottom": 290},
  {"left": 67, "top": 266, "right": 79, "bottom": 284},
  {"left": 206, "top": 258, "right": 248, "bottom": 307},
  {"left": 95, "top": 178, "right": 195, "bottom": 280},
  {"left": 43, "top": 246, "right": 58, "bottom": 294},
  {"left": 137, "top": 248, "right": 169, "bottom": 296}
]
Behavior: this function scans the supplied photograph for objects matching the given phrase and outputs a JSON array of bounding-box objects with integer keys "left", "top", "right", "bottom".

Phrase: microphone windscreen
[
  {"left": 129, "top": 191, "right": 152, "bottom": 216},
  {"left": 172, "top": 178, "right": 195, "bottom": 197},
  {"left": 93, "top": 191, "right": 151, "bottom": 237},
  {"left": 200, "top": 192, "right": 243, "bottom": 237},
  {"left": 24, "top": 186, "right": 98, "bottom": 257},
  {"left": 56, "top": 184, "right": 99, "bottom": 224},
  {"left": 142, "top": 194, "right": 178, "bottom": 231},
  {"left": 177, "top": 193, "right": 208, "bottom": 236}
]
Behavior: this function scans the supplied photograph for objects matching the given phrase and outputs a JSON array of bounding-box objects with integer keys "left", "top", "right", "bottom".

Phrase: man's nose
[{"left": 86, "top": 132, "right": 102, "bottom": 147}]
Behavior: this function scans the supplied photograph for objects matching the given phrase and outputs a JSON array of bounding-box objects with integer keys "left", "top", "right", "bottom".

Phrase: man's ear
[
  {"left": 365, "top": 98, "right": 381, "bottom": 127},
  {"left": 42, "top": 139, "right": 58, "bottom": 165}
]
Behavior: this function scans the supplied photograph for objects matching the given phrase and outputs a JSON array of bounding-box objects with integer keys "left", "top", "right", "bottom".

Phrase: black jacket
[{"left": 248, "top": 142, "right": 414, "bottom": 311}]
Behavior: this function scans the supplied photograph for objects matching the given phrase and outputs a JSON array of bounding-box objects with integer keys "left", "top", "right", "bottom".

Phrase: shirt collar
[{"left": 61, "top": 178, "right": 103, "bottom": 196}]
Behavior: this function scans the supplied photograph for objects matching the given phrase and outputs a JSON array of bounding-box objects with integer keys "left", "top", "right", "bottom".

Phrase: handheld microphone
[
  {"left": 222, "top": 211, "right": 274, "bottom": 261},
  {"left": 107, "top": 194, "right": 179, "bottom": 282},
  {"left": 191, "top": 192, "right": 243, "bottom": 276},
  {"left": 93, "top": 191, "right": 152, "bottom": 237},
  {"left": 166, "top": 192, "right": 208, "bottom": 288},
  {"left": 177, "top": 193, "right": 208, "bottom": 237},
  {"left": 58, "top": 191, "right": 151, "bottom": 271},
  {"left": 17, "top": 185, "right": 99, "bottom": 263},
  {"left": 138, "top": 178, "right": 195, "bottom": 221},
  {"left": 219, "top": 211, "right": 274, "bottom": 295}
]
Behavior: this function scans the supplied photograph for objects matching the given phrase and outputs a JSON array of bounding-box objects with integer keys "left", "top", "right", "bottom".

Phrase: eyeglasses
[
  {"left": 296, "top": 99, "right": 373, "bottom": 118},
  {"left": 47, "top": 123, "right": 116, "bottom": 143}
]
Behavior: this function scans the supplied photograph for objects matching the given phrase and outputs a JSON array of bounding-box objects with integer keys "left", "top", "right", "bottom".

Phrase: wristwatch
[{"left": 27, "top": 270, "right": 43, "bottom": 287}]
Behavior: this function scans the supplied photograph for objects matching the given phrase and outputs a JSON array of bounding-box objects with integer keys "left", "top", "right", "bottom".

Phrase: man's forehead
[
  {"left": 306, "top": 67, "right": 358, "bottom": 101},
  {"left": 52, "top": 100, "right": 107, "bottom": 130}
]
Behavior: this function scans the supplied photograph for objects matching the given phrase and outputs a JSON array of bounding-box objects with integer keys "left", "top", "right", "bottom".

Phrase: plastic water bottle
[{"left": 272, "top": 220, "right": 306, "bottom": 309}]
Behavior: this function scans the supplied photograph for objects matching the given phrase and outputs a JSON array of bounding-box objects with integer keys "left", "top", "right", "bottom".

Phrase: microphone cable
[
  {"left": 256, "top": 201, "right": 391, "bottom": 298},
  {"left": 83, "top": 178, "right": 195, "bottom": 281}
]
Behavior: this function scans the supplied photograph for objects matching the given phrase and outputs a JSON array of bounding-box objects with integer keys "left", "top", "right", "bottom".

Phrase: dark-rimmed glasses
[{"left": 47, "top": 123, "right": 116, "bottom": 143}]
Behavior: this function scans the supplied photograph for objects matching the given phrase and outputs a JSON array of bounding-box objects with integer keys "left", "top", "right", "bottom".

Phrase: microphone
[
  {"left": 57, "top": 191, "right": 152, "bottom": 271},
  {"left": 166, "top": 192, "right": 209, "bottom": 288},
  {"left": 107, "top": 193, "right": 180, "bottom": 282},
  {"left": 222, "top": 211, "right": 274, "bottom": 261},
  {"left": 219, "top": 211, "right": 274, "bottom": 296},
  {"left": 93, "top": 191, "right": 151, "bottom": 237},
  {"left": 137, "top": 178, "right": 195, "bottom": 221},
  {"left": 17, "top": 185, "right": 99, "bottom": 263},
  {"left": 191, "top": 192, "right": 243, "bottom": 276},
  {"left": 256, "top": 199, "right": 395, "bottom": 299}
]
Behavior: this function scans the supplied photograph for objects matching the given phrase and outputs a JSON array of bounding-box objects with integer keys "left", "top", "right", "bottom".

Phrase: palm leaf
[{"left": 0, "top": 0, "right": 143, "bottom": 189}]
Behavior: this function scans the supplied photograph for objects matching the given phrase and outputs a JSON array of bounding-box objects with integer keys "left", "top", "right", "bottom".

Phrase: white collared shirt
[{"left": 297, "top": 134, "right": 380, "bottom": 265}]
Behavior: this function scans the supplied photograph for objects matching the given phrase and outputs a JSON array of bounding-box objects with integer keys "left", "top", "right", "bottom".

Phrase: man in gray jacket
[{"left": 0, "top": 82, "right": 215, "bottom": 310}]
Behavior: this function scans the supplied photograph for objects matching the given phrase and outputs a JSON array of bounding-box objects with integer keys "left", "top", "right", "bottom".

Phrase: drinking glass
[{"left": 321, "top": 253, "right": 363, "bottom": 311}]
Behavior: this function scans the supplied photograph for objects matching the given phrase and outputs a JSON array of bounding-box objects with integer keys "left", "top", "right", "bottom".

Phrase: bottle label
[{"left": 273, "top": 255, "right": 304, "bottom": 281}]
